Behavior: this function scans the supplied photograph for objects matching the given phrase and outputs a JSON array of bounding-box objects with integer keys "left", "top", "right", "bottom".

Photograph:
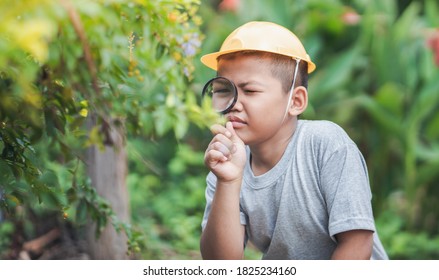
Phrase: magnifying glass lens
[{"left": 202, "top": 77, "right": 237, "bottom": 114}]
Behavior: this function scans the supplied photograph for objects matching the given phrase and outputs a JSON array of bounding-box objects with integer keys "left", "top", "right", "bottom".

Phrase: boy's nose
[{"left": 231, "top": 91, "right": 244, "bottom": 112}]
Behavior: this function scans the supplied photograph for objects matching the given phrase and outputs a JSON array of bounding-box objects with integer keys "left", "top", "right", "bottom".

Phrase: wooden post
[{"left": 85, "top": 115, "right": 129, "bottom": 259}]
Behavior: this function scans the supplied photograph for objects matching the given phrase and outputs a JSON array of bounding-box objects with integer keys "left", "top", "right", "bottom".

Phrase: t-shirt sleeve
[
  {"left": 201, "top": 172, "right": 248, "bottom": 231},
  {"left": 320, "top": 143, "right": 376, "bottom": 239}
]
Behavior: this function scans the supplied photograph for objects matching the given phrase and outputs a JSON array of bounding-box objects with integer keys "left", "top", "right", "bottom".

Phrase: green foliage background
[{"left": 1, "top": 0, "right": 439, "bottom": 259}]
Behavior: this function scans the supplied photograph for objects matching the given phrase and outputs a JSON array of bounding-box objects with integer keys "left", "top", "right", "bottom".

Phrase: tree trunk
[{"left": 85, "top": 115, "right": 129, "bottom": 259}]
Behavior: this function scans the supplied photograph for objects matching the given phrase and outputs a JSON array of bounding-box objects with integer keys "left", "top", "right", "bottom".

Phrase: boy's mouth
[{"left": 227, "top": 115, "right": 247, "bottom": 128}]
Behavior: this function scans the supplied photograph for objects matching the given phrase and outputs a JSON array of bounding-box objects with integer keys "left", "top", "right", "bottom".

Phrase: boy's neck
[{"left": 249, "top": 119, "right": 298, "bottom": 176}]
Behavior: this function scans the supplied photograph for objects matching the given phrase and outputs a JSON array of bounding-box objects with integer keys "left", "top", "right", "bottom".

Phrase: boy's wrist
[{"left": 217, "top": 176, "right": 243, "bottom": 189}]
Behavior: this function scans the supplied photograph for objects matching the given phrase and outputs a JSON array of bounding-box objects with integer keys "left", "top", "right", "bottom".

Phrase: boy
[{"left": 199, "top": 21, "right": 388, "bottom": 260}]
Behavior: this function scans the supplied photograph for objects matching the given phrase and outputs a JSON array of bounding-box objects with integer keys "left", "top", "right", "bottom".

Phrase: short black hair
[{"left": 217, "top": 51, "right": 308, "bottom": 93}]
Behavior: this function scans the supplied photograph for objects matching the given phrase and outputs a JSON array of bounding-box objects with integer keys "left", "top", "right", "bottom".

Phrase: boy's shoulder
[
  {"left": 297, "top": 119, "right": 355, "bottom": 147},
  {"left": 294, "top": 120, "right": 360, "bottom": 169}
]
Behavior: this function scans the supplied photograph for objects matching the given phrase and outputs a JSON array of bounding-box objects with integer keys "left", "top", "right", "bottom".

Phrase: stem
[{"left": 59, "top": 0, "right": 100, "bottom": 97}]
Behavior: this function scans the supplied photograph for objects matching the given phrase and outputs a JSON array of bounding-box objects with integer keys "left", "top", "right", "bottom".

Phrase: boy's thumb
[{"left": 226, "top": 121, "right": 243, "bottom": 144}]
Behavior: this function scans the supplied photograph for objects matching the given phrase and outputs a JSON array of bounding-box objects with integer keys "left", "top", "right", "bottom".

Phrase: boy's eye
[
  {"left": 244, "top": 89, "right": 259, "bottom": 93},
  {"left": 213, "top": 88, "right": 231, "bottom": 95}
]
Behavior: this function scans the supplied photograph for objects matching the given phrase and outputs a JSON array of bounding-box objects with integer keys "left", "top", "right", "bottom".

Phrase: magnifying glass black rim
[{"left": 201, "top": 76, "right": 238, "bottom": 115}]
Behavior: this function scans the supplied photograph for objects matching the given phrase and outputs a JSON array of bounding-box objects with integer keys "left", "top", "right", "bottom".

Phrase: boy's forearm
[{"left": 200, "top": 180, "right": 245, "bottom": 260}]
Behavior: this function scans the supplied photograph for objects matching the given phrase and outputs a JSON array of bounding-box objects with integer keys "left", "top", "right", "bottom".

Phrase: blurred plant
[
  {"left": 127, "top": 137, "right": 206, "bottom": 258},
  {"left": 339, "top": 0, "right": 439, "bottom": 234},
  {"left": 0, "top": 0, "right": 216, "bottom": 257},
  {"left": 0, "top": 221, "right": 14, "bottom": 258},
  {"left": 376, "top": 208, "right": 439, "bottom": 259}
]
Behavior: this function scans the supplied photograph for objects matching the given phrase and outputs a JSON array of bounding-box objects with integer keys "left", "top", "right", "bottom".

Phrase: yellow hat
[{"left": 201, "top": 21, "right": 316, "bottom": 73}]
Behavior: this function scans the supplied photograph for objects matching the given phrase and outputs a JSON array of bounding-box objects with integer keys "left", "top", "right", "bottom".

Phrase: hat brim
[{"left": 200, "top": 49, "right": 316, "bottom": 73}]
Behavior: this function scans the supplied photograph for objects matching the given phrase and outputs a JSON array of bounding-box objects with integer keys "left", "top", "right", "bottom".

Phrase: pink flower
[
  {"left": 219, "top": 0, "right": 239, "bottom": 13},
  {"left": 341, "top": 9, "right": 361, "bottom": 26},
  {"left": 427, "top": 29, "right": 439, "bottom": 67}
]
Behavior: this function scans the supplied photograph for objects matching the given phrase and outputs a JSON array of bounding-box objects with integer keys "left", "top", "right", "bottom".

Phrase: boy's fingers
[
  {"left": 225, "top": 121, "right": 243, "bottom": 144},
  {"left": 209, "top": 122, "right": 243, "bottom": 155},
  {"left": 211, "top": 134, "right": 234, "bottom": 153},
  {"left": 210, "top": 124, "right": 232, "bottom": 138},
  {"left": 209, "top": 141, "right": 232, "bottom": 158},
  {"left": 205, "top": 149, "right": 228, "bottom": 164}
]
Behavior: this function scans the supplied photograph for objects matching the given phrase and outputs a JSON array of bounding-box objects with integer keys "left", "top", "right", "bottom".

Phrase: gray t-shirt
[{"left": 201, "top": 120, "right": 388, "bottom": 259}]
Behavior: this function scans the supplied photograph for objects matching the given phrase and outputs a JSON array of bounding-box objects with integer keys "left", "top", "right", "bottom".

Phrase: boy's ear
[{"left": 289, "top": 86, "right": 308, "bottom": 116}]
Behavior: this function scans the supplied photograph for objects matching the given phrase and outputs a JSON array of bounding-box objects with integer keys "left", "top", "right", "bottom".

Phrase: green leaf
[
  {"left": 310, "top": 46, "right": 360, "bottom": 101},
  {"left": 425, "top": 0, "right": 439, "bottom": 26},
  {"left": 410, "top": 72, "right": 439, "bottom": 125},
  {"left": 393, "top": 2, "right": 420, "bottom": 42},
  {"left": 173, "top": 110, "right": 188, "bottom": 139},
  {"left": 374, "top": 83, "right": 404, "bottom": 118},
  {"left": 358, "top": 95, "right": 402, "bottom": 137},
  {"left": 153, "top": 107, "right": 173, "bottom": 137},
  {"left": 76, "top": 200, "right": 87, "bottom": 224},
  {"left": 425, "top": 112, "right": 439, "bottom": 141}
]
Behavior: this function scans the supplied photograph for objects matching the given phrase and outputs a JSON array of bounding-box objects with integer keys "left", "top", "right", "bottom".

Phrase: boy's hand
[{"left": 205, "top": 121, "right": 246, "bottom": 183}]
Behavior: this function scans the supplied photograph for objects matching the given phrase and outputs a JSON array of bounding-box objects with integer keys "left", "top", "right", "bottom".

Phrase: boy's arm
[
  {"left": 200, "top": 179, "right": 245, "bottom": 259},
  {"left": 201, "top": 122, "right": 247, "bottom": 260},
  {"left": 331, "top": 230, "right": 373, "bottom": 260}
]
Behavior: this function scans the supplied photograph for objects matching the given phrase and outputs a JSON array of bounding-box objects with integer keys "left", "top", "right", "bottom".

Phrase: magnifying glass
[{"left": 201, "top": 77, "right": 238, "bottom": 114}]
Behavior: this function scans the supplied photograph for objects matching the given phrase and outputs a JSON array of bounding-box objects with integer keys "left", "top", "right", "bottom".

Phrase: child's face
[{"left": 217, "top": 55, "right": 292, "bottom": 145}]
